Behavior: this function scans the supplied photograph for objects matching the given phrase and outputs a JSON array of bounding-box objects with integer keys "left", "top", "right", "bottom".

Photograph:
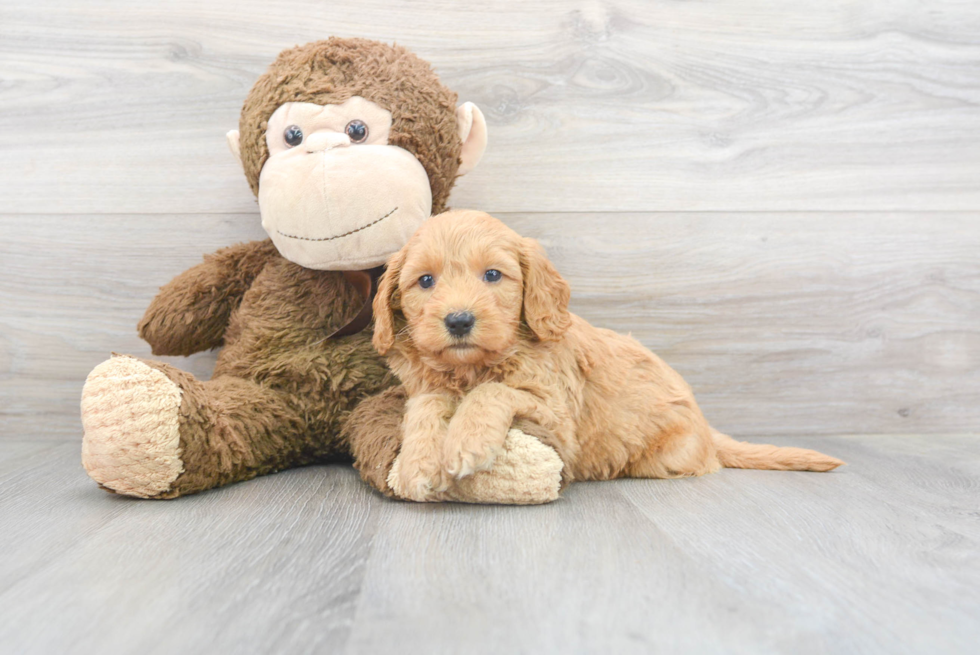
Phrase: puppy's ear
[
  {"left": 520, "top": 238, "right": 571, "bottom": 341},
  {"left": 372, "top": 248, "right": 407, "bottom": 355}
]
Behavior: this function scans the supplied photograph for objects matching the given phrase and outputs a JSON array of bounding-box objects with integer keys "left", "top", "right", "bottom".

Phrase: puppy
[{"left": 373, "top": 210, "right": 843, "bottom": 501}]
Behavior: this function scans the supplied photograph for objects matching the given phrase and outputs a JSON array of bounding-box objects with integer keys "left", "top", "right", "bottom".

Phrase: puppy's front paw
[
  {"left": 390, "top": 450, "right": 449, "bottom": 502},
  {"left": 444, "top": 427, "right": 506, "bottom": 480},
  {"left": 401, "top": 472, "right": 437, "bottom": 502}
]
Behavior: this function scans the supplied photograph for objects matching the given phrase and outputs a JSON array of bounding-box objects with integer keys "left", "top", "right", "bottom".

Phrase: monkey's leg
[
  {"left": 345, "top": 386, "right": 565, "bottom": 505},
  {"left": 81, "top": 355, "right": 322, "bottom": 498},
  {"left": 344, "top": 386, "right": 409, "bottom": 499}
]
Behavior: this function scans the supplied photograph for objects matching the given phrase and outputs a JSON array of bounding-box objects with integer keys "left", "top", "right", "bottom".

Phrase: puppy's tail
[{"left": 711, "top": 429, "right": 844, "bottom": 472}]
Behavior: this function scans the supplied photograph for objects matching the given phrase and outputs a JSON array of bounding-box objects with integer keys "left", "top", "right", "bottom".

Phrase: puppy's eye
[
  {"left": 483, "top": 269, "right": 502, "bottom": 283},
  {"left": 283, "top": 125, "right": 304, "bottom": 147},
  {"left": 346, "top": 120, "right": 368, "bottom": 143},
  {"left": 418, "top": 274, "right": 435, "bottom": 289}
]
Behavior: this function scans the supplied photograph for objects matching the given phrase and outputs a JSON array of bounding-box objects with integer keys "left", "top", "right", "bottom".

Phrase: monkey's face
[{"left": 256, "top": 96, "right": 433, "bottom": 270}]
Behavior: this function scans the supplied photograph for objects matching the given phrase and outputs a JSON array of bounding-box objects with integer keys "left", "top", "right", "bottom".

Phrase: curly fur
[
  {"left": 239, "top": 38, "right": 463, "bottom": 213},
  {"left": 373, "top": 210, "right": 844, "bottom": 499}
]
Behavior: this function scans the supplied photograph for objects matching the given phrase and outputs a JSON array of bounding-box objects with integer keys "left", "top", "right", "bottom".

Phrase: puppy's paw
[
  {"left": 444, "top": 430, "right": 506, "bottom": 480},
  {"left": 390, "top": 451, "right": 449, "bottom": 502},
  {"left": 403, "top": 475, "right": 438, "bottom": 502}
]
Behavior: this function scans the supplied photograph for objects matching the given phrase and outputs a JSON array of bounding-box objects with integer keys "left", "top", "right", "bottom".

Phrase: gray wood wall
[{"left": 2, "top": 0, "right": 978, "bottom": 441}]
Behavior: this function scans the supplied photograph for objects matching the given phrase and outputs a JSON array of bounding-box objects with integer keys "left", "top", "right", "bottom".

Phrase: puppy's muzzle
[{"left": 444, "top": 311, "right": 475, "bottom": 338}]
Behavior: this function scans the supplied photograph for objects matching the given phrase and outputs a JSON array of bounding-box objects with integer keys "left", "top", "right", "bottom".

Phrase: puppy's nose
[{"left": 444, "top": 311, "right": 476, "bottom": 337}]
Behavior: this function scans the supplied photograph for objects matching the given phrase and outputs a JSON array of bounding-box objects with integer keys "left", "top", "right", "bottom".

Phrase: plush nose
[
  {"left": 444, "top": 311, "right": 476, "bottom": 337},
  {"left": 304, "top": 131, "right": 351, "bottom": 153}
]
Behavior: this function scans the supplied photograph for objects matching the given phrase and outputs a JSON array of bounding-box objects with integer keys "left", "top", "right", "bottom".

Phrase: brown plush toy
[{"left": 80, "top": 38, "right": 563, "bottom": 504}]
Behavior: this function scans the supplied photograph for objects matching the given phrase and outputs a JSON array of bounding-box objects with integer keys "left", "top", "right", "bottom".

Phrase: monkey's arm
[
  {"left": 443, "top": 382, "right": 561, "bottom": 479},
  {"left": 347, "top": 387, "right": 565, "bottom": 504},
  {"left": 138, "top": 239, "right": 281, "bottom": 356}
]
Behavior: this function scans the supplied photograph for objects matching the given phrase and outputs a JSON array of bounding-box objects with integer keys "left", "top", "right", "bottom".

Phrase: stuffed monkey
[{"left": 80, "top": 38, "right": 563, "bottom": 503}]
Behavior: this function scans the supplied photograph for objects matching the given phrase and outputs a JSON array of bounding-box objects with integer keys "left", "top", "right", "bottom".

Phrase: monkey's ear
[
  {"left": 520, "top": 238, "right": 572, "bottom": 342},
  {"left": 456, "top": 102, "right": 487, "bottom": 176},
  {"left": 372, "top": 247, "right": 407, "bottom": 355},
  {"left": 226, "top": 130, "right": 243, "bottom": 167}
]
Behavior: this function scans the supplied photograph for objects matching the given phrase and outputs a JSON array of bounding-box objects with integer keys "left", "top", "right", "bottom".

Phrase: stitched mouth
[{"left": 277, "top": 207, "right": 398, "bottom": 242}]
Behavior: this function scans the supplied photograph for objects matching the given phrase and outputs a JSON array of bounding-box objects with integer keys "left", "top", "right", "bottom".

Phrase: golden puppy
[{"left": 373, "top": 210, "right": 843, "bottom": 501}]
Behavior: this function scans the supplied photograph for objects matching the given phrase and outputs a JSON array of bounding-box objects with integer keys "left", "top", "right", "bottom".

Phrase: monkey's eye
[
  {"left": 418, "top": 274, "right": 435, "bottom": 289},
  {"left": 483, "top": 269, "right": 502, "bottom": 283},
  {"left": 283, "top": 125, "right": 304, "bottom": 147},
  {"left": 346, "top": 120, "right": 368, "bottom": 143}
]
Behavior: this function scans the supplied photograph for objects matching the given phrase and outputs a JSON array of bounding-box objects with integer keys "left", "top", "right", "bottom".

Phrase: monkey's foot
[
  {"left": 81, "top": 355, "right": 184, "bottom": 498},
  {"left": 388, "top": 428, "right": 563, "bottom": 505}
]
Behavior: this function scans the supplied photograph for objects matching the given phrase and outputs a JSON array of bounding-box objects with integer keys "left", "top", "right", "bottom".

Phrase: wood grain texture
[
  {"left": 4, "top": 4, "right": 977, "bottom": 652},
  {"left": 1, "top": 1, "right": 979, "bottom": 214},
  {"left": 1, "top": 435, "right": 977, "bottom": 654},
  {"left": 0, "top": 441, "right": 382, "bottom": 654},
  {"left": 0, "top": 215, "right": 267, "bottom": 439},
  {"left": 511, "top": 212, "right": 980, "bottom": 437},
  {"left": 3, "top": 212, "right": 977, "bottom": 440}
]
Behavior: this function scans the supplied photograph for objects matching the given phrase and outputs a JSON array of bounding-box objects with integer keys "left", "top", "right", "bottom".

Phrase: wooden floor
[{"left": 1, "top": 434, "right": 977, "bottom": 654}]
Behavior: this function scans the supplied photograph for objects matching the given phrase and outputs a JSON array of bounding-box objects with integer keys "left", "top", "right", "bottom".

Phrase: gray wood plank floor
[{"left": 2, "top": 435, "right": 977, "bottom": 654}]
